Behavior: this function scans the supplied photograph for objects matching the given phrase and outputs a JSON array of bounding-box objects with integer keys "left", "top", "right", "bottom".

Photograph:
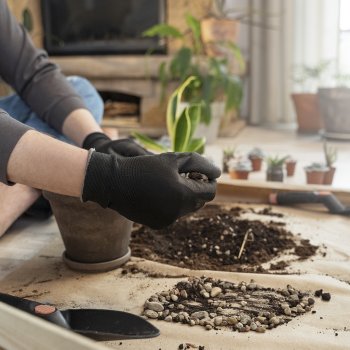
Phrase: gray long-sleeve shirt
[{"left": 0, "top": 0, "right": 86, "bottom": 184}]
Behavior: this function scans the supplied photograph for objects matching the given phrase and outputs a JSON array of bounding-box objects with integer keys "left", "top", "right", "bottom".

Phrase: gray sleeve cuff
[{"left": 0, "top": 110, "right": 32, "bottom": 184}]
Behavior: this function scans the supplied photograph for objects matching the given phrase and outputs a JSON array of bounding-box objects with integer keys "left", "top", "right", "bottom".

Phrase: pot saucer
[{"left": 62, "top": 247, "right": 131, "bottom": 272}]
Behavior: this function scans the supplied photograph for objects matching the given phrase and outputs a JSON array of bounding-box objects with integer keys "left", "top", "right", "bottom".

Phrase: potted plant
[
  {"left": 318, "top": 74, "right": 350, "bottom": 140},
  {"left": 266, "top": 155, "right": 288, "bottom": 182},
  {"left": 228, "top": 157, "right": 252, "bottom": 180},
  {"left": 247, "top": 147, "right": 264, "bottom": 171},
  {"left": 323, "top": 142, "right": 337, "bottom": 185},
  {"left": 304, "top": 162, "right": 329, "bottom": 185},
  {"left": 133, "top": 76, "right": 205, "bottom": 154},
  {"left": 222, "top": 147, "right": 236, "bottom": 173},
  {"left": 291, "top": 60, "right": 330, "bottom": 133},
  {"left": 143, "top": 14, "right": 244, "bottom": 143},
  {"left": 285, "top": 156, "right": 297, "bottom": 177}
]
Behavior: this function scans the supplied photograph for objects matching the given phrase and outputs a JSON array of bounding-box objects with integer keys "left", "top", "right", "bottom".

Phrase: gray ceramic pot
[{"left": 43, "top": 192, "right": 133, "bottom": 272}]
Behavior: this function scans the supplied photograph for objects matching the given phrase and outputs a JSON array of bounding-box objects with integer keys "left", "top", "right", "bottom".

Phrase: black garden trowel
[{"left": 0, "top": 292, "right": 159, "bottom": 341}]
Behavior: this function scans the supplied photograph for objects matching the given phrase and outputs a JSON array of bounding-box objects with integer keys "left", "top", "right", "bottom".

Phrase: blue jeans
[{"left": 0, "top": 76, "right": 104, "bottom": 143}]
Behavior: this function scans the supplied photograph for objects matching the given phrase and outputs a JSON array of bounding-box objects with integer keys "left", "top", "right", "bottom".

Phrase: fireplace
[{"left": 41, "top": 0, "right": 166, "bottom": 55}]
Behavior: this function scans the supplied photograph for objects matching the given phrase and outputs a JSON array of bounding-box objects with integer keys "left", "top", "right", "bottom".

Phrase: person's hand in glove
[
  {"left": 82, "top": 132, "right": 152, "bottom": 157},
  {"left": 81, "top": 151, "right": 221, "bottom": 229}
]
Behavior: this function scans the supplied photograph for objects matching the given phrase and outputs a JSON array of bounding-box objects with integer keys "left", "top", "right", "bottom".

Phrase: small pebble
[
  {"left": 145, "top": 301, "right": 164, "bottom": 312},
  {"left": 164, "top": 315, "right": 172, "bottom": 322},
  {"left": 256, "top": 326, "right": 266, "bottom": 333},
  {"left": 180, "top": 290, "right": 188, "bottom": 299},
  {"left": 210, "top": 287, "right": 222, "bottom": 297},
  {"left": 205, "top": 324, "right": 212, "bottom": 330},
  {"left": 171, "top": 295, "right": 178, "bottom": 302},
  {"left": 314, "top": 289, "right": 323, "bottom": 297},
  {"left": 321, "top": 293, "right": 331, "bottom": 301},
  {"left": 144, "top": 309, "right": 158, "bottom": 319}
]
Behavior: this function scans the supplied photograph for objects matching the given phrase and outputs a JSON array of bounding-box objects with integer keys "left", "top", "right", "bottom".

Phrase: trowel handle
[
  {"left": 0, "top": 292, "right": 70, "bottom": 329},
  {"left": 269, "top": 191, "right": 346, "bottom": 214}
]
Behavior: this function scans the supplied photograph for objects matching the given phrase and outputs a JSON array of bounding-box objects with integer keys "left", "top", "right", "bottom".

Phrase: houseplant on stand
[
  {"left": 248, "top": 147, "right": 264, "bottom": 171},
  {"left": 291, "top": 61, "right": 330, "bottom": 133},
  {"left": 323, "top": 142, "right": 337, "bottom": 185},
  {"left": 143, "top": 13, "right": 244, "bottom": 143},
  {"left": 222, "top": 147, "right": 236, "bottom": 173},
  {"left": 304, "top": 162, "right": 329, "bottom": 185},
  {"left": 228, "top": 157, "right": 252, "bottom": 180},
  {"left": 285, "top": 156, "right": 297, "bottom": 177},
  {"left": 266, "top": 156, "right": 288, "bottom": 182}
]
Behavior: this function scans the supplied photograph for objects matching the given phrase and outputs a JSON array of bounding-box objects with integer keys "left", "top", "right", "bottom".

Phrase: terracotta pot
[
  {"left": 291, "top": 93, "right": 323, "bottom": 134},
  {"left": 249, "top": 157, "right": 263, "bottom": 172},
  {"left": 229, "top": 170, "right": 250, "bottom": 180},
  {"left": 323, "top": 167, "right": 336, "bottom": 185},
  {"left": 266, "top": 166, "right": 284, "bottom": 182},
  {"left": 305, "top": 171, "right": 326, "bottom": 185},
  {"left": 201, "top": 17, "right": 239, "bottom": 57},
  {"left": 43, "top": 192, "right": 133, "bottom": 272},
  {"left": 285, "top": 161, "right": 297, "bottom": 177}
]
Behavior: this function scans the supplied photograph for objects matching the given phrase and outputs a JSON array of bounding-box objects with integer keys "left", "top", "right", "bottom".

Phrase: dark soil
[
  {"left": 131, "top": 204, "right": 318, "bottom": 273},
  {"left": 143, "top": 276, "right": 317, "bottom": 333}
]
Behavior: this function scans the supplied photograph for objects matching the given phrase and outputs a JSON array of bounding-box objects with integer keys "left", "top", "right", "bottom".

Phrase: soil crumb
[
  {"left": 143, "top": 276, "right": 317, "bottom": 333},
  {"left": 131, "top": 205, "right": 318, "bottom": 272}
]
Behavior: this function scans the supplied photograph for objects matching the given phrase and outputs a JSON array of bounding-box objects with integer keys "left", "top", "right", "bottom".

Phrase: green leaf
[
  {"left": 173, "top": 109, "right": 191, "bottom": 152},
  {"left": 225, "top": 77, "right": 243, "bottom": 112},
  {"left": 22, "top": 8, "right": 33, "bottom": 32},
  {"left": 169, "top": 47, "right": 192, "bottom": 80},
  {"left": 186, "top": 103, "right": 201, "bottom": 139},
  {"left": 226, "top": 42, "right": 246, "bottom": 73},
  {"left": 187, "top": 138, "right": 205, "bottom": 154},
  {"left": 132, "top": 132, "right": 168, "bottom": 153},
  {"left": 166, "top": 76, "right": 198, "bottom": 147},
  {"left": 185, "top": 14, "right": 202, "bottom": 54},
  {"left": 142, "top": 24, "right": 184, "bottom": 39}
]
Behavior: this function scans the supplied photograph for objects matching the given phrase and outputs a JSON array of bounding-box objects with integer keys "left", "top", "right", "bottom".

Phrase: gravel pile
[{"left": 143, "top": 277, "right": 316, "bottom": 333}]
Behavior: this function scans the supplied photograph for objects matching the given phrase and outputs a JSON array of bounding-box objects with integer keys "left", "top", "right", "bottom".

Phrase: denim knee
[{"left": 67, "top": 76, "right": 104, "bottom": 125}]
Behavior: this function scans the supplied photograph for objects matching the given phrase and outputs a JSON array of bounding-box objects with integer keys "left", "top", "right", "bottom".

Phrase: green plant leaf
[
  {"left": 132, "top": 132, "right": 168, "bottom": 153},
  {"left": 174, "top": 109, "right": 191, "bottom": 152},
  {"left": 185, "top": 14, "right": 202, "bottom": 54},
  {"left": 225, "top": 77, "right": 243, "bottom": 112},
  {"left": 142, "top": 24, "right": 183, "bottom": 39},
  {"left": 226, "top": 41, "right": 246, "bottom": 72},
  {"left": 169, "top": 47, "right": 192, "bottom": 80},
  {"left": 22, "top": 8, "right": 33, "bottom": 32},
  {"left": 186, "top": 103, "right": 201, "bottom": 139},
  {"left": 187, "top": 138, "right": 205, "bottom": 154}
]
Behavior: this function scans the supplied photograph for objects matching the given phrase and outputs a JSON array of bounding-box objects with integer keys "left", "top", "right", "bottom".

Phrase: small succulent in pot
[
  {"left": 228, "top": 157, "right": 252, "bottom": 180},
  {"left": 248, "top": 147, "right": 265, "bottom": 171},
  {"left": 304, "top": 162, "right": 329, "bottom": 185},
  {"left": 323, "top": 142, "right": 337, "bottom": 185},
  {"left": 266, "top": 155, "right": 288, "bottom": 182},
  {"left": 285, "top": 156, "right": 297, "bottom": 177},
  {"left": 222, "top": 147, "right": 236, "bottom": 173}
]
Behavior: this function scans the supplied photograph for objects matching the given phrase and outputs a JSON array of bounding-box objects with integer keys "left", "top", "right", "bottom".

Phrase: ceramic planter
[
  {"left": 249, "top": 157, "right": 263, "bottom": 172},
  {"left": 291, "top": 93, "right": 323, "bottom": 133},
  {"left": 200, "top": 17, "right": 239, "bottom": 57},
  {"left": 43, "top": 192, "right": 133, "bottom": 272},
  {"left": 285, "top": 160, "right": 297, "bottom": 177},
  {"left": 229, "top": 170, "right": 250, "bottom": 180},
  {"left": 305, "top": 170, "right": 326, "bottom": 185},
  {"left": 318, "top": 88, "right": 350, "bottom": 140},
  {"left": 266, "top": 166, "right": 284, "bottom": 182},
  {"left": 323, "top": 167, "right": 336, "bottom": 185}
]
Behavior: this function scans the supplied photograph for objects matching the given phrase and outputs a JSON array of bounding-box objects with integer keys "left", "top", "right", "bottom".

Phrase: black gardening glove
[
  {"left": 81, "top": 151, "right": 221, "bottom": 229},
  {"left": 82, "top": 132, "right": 152, "bottom": 157}
]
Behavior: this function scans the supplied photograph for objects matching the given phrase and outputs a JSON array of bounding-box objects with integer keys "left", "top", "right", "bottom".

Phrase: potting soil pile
[{"left": 131, "top": 204, "right": 318, "bottom": 272}]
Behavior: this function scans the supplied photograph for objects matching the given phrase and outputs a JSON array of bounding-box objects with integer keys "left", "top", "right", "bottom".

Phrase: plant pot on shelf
[
  {"left": 318, "top": 88, "right": 350, "bottom": 140},
  {"left": 249, "top": 157, "right": 263, "bottom": 172},
  {"left": 323, "top": 167, "right": 336, "bottom": 185},
  {"left": 43, "top": 192, "right": 133, "bottom": 272},
  {"left": 285, "top": 160, "right": 297, "bottom": 177},
  {"left": 229, "top": 169, "right": 250, "bottom": 180},
  {"left": 266, "top": 166, "right": 284, "bottom": 182},
  {"left": 291, "top": 93, "right": 323, "bottom": 134},
  {"left": 200, "top": 17, "right": 239, "bottom": 57}
]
